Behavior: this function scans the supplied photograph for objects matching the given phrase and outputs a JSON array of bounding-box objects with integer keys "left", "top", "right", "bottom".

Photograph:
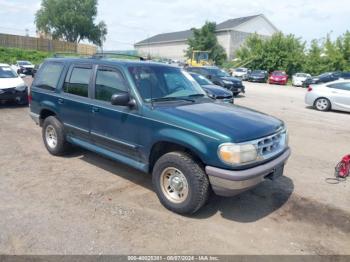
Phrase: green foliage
[
  {"left": 235, "top": 31, "right": 350, "bottom": 76},
  {"left": 235, "top": 33, "right": 306, "bottom": 76},
  {"left": 35, "top": 0, "right": 107, "bottom": 46},
  {"left": 186, "top": 22, "right": 227, "bottom": 65},
  {"left": 0, "top": 47, "right": 51, "bottom": 65}
]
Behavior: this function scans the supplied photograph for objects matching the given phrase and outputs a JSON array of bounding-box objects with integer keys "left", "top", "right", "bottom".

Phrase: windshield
[
  {"left": 296, "top": 73, "right": 308, "bottom": 77},
  {"left": 0, "top": 66, "right": 18, "bottom": 78},
  {"left": 18, "top": 61, "right": 32, "bottom": 66},
  {"left": 128, "top": 65, "right": 206, "bottom": 102},
  {"left": 190, "top": 73, "right": 212, "bottom": 85},
  {"left": 252, "top": 70, "right": 265, "bottom": 74},
  {"left": 207, "top": 68, "right": 230, "bottom": 77},
  {"left": 272, "top": 71, "right": 286, "bottom": 76},
  {"left": 235, "top": 68, "right": 246, "bottom": 73}
]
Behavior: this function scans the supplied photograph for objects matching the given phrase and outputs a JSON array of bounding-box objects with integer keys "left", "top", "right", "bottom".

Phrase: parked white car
[
  {"left": 11, "top": 60, "right": 35, "bottom": 76},
  {"left": 305, "top": 80, "right": 350, "bottom": 112},
  {"left": 0, "top": 63, "right": 28, "bottom": 104},
  {"left": 231, "top": 67, "right": 250, "bottom": 80},
  {"left": 292, "top": 73, "right": 311, "bottom": 87}
]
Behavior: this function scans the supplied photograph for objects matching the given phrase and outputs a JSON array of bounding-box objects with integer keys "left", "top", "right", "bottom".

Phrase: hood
[
  {"left": 0, "top": 77, "right": 25, "bottom": 89},
  {"left": 271, "top": 75, "right": 287, "bottom": 79},
  {"left": 250, "top": 73, "right": 265, "bottom": 78},
  {"left": 153, "top": 101, "right": 283, "bottom": 143},
  {"left": 220, "top": 76, "right": 241, "bottom": 83},
  {"left": 202, "top": 84, "right": 232, "bottom": 98}
]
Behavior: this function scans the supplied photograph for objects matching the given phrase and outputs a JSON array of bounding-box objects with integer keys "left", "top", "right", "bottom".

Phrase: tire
[
  {"left": 233, "top": 92, "right": 240, "bottom": 96},
  {"left": 152, "top": 151, "right": 210, "bottom": 214},
  {"left": 42, "top": 116, "right": 70, "bottom": 156},
  {"left": 314, "top": 97, "right": 331, "bottom": 112}
]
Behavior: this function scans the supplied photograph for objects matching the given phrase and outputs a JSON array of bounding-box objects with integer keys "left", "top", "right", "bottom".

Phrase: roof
[{"left": 135, "top": 15, "right": 261, "bottom": 45}]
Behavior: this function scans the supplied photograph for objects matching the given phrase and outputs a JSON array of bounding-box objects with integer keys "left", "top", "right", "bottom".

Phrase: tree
[
  {"left": 186, "top": 22, "right": 227, "bottom": 65},
  {"left": 235, "top": 32, "right": 305, "bottom": 76},
  {"left": 35, "top": 0, "right": 107, "bottom": 46}
]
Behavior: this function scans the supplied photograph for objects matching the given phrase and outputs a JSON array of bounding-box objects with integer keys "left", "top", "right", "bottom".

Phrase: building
[{"left": 134, "top": 14, "right": 278, "bottom": 61}]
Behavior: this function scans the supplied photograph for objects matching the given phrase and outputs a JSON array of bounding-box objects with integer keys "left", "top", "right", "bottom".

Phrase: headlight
[
  {"left": 15, "top": 84, "right": 27, "bottom": 92},
  {"left": 218, "top": 143, "right": 258, "bottom": 165},
  {"left": 222, "top": 80, "right": 232, "bottom": 85}
]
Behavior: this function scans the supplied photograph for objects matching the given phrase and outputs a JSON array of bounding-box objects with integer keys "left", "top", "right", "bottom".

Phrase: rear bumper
[
  {"left": 205, "top": 148, "right": 291, "bottom": 196},
  {"left": 269, "top": 79, "right": 287, "bottom": 85}
]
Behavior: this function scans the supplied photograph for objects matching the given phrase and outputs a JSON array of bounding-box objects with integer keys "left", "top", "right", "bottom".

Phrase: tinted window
[
  {"left": 341, "top": 72, "right": 350, "bottom": 79},
  {"left": 35, "top": 62, "right": 64, "bottom": 90},
  {"left": 95, "top": 68, "right": 128, "bottom": 102},
  {"left": 328, "top": 82, "right": 350, "bottom": 91},
  {"left": 64, "top": 67, "right": 92, "bottom": 97}
]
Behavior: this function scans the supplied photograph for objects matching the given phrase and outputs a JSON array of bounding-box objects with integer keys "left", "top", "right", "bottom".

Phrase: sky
[{"left": 0, "top": 0, "right": 349, "bottom": 50}]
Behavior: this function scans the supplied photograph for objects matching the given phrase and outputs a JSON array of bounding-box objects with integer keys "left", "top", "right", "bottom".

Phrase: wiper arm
[
  {"left": 151, "top": 97, "right": 195, "bottom": 102},
  {"left": 187, "top": 94, "right": 205, "bottom": 98}
]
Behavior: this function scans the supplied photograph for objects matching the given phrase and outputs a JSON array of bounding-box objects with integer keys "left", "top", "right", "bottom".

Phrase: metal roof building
[{"left": 135, "top": 14, "right": 278, "bottom": 61}]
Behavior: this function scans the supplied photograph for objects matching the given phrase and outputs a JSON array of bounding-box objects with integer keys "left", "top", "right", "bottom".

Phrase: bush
[{"left": 0, "top": 47, "right": 52, "bottom": 65}]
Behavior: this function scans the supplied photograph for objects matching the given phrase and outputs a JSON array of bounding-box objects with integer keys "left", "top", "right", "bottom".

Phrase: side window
[
  {"left": 95, "top": 68, "right": 128, "bottom": 102},
  {"left": 34, "top": 62, "right": 64, "bottom": 90},
  {"left": 328, "top": 83, "right": 350, "bottom": 91},
  {"left": 64, "top": 66, "right": 92, "bottom": 97}
]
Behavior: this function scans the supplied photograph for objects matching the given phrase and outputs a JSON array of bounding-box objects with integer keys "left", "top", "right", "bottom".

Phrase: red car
[{"left": 269, "top": 71, "right": 288, "bottom": 85}]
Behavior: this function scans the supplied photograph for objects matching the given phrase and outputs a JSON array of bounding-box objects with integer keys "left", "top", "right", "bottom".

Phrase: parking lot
[{"left": 0, "top": 79, "right": 349, "bottom": 255}]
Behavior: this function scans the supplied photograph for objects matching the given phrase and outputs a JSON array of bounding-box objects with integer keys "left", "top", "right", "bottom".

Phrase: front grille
[{"left": 255, "top": 129, "right": 287, "bottom": 160}]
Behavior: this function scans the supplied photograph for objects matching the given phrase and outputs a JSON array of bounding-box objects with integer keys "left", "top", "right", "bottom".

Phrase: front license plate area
[{"left": 266, "top": 165, "right": 284, "bottom": 180}]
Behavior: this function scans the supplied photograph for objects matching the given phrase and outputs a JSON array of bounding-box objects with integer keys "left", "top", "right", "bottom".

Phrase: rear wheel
[
  {"left": 314, "top": 98, "right": 331, "bottom": 111},
  {"left": 42, "top": 116, "right": 70, "bottom": 155},
  {"left": 152, "top": 152, "right": 210, "bottom": 214}
]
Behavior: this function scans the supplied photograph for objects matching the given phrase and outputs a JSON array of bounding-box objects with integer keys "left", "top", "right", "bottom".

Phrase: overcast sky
[{"left": 0, "top": 0, "right": 349, "bottom": 50}]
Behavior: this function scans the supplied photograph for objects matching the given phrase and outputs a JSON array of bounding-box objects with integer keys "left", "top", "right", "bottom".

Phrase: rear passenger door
[
  {"left": 59, "top": 64, "right": 93, "bottom": 141},
  {"left": 90, "top": 65, "right": 142, "bottom": 160}
]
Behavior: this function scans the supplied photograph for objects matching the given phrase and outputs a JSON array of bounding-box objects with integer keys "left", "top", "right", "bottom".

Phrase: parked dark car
[
  {"left": 186, "top": 66, "right": 245, "bottom": 96},
  {"left": 303, "top": 71, "right": 350, "bottom": 87},
  {"left": 30, "top": 58, "right": 290, "bottom": 214},
  {"left": 248, "top": 70, "right": 268, "bottom": 83},
  {"left": 189, "top": 72, "right": 234, "bottom": 103}
]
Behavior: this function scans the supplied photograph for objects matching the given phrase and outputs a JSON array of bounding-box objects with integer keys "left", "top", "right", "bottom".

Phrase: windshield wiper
[
  {"left": 151, "top": 97, "right": 195, "bottom": 103},
  {"left": 187, "top": 94, "right": 205, "bottom": 98}
]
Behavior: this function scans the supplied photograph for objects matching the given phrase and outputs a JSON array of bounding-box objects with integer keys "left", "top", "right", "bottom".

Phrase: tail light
[
  {"left": 28, "top": 85, "right": 32, "bottom": 104},
  {"left": 307, "top": 86, "right": 313, "bottom": 92}
]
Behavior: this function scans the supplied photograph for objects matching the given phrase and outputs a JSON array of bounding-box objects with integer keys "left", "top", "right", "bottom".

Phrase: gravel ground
[{"left": 0, "top": 79, "right": 349, "bottom": 255}]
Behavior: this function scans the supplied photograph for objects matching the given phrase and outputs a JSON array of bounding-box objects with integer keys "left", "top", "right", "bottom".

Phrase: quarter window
[
  {"left": 35, "top": 62, "right": 64, "bottom": 90},
  {"left": 95, "top": 68, "right": 128, "bottom": 102},
  {"left": 64, "top": 66, "right": 92, "bottom": 97}
]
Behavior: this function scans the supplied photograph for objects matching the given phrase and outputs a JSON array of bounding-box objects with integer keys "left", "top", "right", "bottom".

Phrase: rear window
[
  {"left": 35, "top": 62, "right": 64, "bottom": 90},
  {"left": 0, "top": 66, "right": 17, "bottom": 78}
]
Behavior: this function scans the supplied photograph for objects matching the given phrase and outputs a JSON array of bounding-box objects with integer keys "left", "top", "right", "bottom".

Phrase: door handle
[
  {"left": 92, "top": 106, "right": 99, "bottom": 113},
  {"left": 58, "top": 98, "right": 64, "bottom": 104}
]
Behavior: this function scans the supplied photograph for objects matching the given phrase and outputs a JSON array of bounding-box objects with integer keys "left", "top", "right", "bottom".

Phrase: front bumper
[
  {"left": 205, "top": 148, "right": 291, "bottom": 196},
  {"left": 0, "top": 88, "right": 28, "bottom": 103},
  {"left": 269, "top": 79, "right": 287, "bottom": 85},
  {"left": 249, "top": 77, "right": 266, "bottom": 82}
]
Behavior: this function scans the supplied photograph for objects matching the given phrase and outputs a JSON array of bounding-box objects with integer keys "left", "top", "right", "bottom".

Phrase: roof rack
[
  {"left": 52, "top": 52, "right": 92, "bottom": 58},
  {"left": 92, "top": 52, "right": 147, "bottom": 61}
]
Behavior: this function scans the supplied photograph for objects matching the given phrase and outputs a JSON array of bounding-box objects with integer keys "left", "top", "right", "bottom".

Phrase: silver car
[{"left": 305, "top": 80, "right": 350, "bottom": 112}]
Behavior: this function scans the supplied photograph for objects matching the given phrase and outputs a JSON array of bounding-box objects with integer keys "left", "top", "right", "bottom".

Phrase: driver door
[{"left": 89, "top": 65, "right": 142, "bottom": 160}]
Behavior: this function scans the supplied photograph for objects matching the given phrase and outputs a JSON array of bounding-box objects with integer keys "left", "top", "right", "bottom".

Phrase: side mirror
[
  {"left": 206, "top": 75, "right": 212, "bottom": 80},
  {"left": 111, "top": 92, "right": 136, "bottom": 108}
]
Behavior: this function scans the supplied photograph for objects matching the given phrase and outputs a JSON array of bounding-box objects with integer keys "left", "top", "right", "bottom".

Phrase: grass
[{"left": 0, "top": 47, "right": 53, "bottom": 65}]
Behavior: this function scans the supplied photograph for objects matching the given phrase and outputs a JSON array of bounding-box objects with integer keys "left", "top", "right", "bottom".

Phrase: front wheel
[
  {"left": 314, "top": 98, "right": 331, "bottom": 111},
  {"left": 152, "top": 152, "right": 210, "bottom": 214}
]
